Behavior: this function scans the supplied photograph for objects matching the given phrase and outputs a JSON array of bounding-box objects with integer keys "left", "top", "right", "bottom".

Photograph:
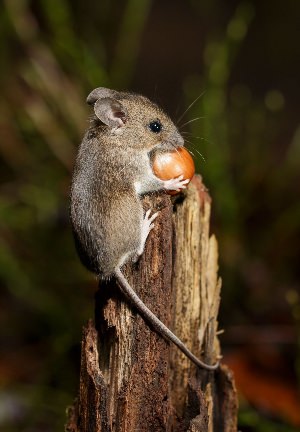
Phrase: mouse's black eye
[{"left": 149, "top": 120, "right": 162, "bottom": 133}]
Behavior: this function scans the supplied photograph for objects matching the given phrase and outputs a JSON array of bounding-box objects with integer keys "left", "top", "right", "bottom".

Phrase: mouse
[{"left": 70, "top": 87, "right": 219, "bottom": 371}]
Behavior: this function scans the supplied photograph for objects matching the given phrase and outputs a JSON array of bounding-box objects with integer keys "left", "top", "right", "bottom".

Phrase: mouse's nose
[
  {"left": 161, "top": 130, "right": 184, "bottom": 151},
  {"left": 171, "top": 130, "right": 184, "bottom": 147}
]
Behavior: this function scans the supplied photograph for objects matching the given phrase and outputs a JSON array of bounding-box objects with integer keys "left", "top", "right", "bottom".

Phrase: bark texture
[{"left": 65, "top": 175, "right": 238, "bottom": 432}]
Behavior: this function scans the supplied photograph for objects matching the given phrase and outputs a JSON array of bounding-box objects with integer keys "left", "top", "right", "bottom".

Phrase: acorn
[{"left": 152, "top": 147, "right": 195, "bottom": 195}]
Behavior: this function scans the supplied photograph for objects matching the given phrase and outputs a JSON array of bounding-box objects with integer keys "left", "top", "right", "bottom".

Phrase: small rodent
[{"left": 70, "top": 87, "right": 219, "bottom": 371}]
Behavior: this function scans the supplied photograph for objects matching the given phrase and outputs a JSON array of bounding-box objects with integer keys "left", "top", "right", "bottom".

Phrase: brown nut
[{"left": 152, "top": 147, "right": 195, "bottom": 195}]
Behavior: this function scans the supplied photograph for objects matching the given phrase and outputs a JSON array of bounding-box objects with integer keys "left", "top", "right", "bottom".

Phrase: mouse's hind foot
[{"left": 136, "top": 209, "right": 159, "bottom": 257}]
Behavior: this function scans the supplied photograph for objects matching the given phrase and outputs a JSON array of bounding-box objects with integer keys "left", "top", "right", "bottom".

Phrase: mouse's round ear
[
  {"left": 93, "top": 97, "right": 127, "bottom": 128},
  {"left": 86, "top": 87, "right": 119, "bottom": 106}
]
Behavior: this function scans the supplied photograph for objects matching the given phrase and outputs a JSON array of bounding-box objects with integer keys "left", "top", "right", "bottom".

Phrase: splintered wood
[
  {"left": 65, "top": 175, "right": 238, "bottom": 432},
  {"left": 170, "top": 177, "right": 221, "bottom": 420}
]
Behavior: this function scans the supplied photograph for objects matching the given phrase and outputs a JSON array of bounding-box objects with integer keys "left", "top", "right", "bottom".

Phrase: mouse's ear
[
  {"left": 93, "top": 97, "right": 127, "bottom": 128},
  {"left": 86, "top": 87, "right": 119, "bottom": 105}
]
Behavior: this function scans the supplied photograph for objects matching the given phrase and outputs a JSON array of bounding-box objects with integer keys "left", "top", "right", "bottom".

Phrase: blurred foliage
[
  {"left": 0, "top": 0, "right": 299, "bottom": 431},
  {"left": 239, "top": 401, "right": 299, "bottom": 432},
  {"left": 186, "top": 2, "right": 300, "bottom": 343}
]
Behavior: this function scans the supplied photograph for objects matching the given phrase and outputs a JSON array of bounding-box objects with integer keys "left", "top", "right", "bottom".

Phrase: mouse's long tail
[{"left": 114, "top": 268, "right": 219, "bottom": 371}]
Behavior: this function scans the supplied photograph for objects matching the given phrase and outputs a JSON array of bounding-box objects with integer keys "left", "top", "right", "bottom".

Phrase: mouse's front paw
[{"left": 163, "top": 175, "right": 189, "bottom": 191}]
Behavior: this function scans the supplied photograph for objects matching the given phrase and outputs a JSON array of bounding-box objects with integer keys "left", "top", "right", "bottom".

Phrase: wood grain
[{"left": 65, "top": 175, "right": 238, "bottom": 432}]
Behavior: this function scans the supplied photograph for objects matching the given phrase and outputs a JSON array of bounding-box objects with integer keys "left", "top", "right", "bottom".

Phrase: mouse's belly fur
[{"left": 70, "top": 188, "right": 143, "bottom": 278}]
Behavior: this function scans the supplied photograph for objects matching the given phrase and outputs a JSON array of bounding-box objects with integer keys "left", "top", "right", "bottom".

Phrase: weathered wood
[{"left": 65, "top": 175, "right": 238, "bottom": 432}]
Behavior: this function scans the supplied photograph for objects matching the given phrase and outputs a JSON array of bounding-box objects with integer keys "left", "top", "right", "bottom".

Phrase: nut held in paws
[{"left": 152, "top": 147, "right": 195, "bottom": 195}]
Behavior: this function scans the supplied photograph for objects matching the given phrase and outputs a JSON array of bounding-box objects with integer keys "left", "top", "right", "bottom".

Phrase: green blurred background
[{"left": 1, "top": 0, "right": 299, "bottom": 430}]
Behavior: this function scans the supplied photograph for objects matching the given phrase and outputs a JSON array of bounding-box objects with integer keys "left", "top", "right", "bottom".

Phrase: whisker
[
  {"left": 180, "top": 131, "right": 193, "bottom": 136},
  {"left": 177, "top": 90, "right": 206, "bottom": 125},
  {"left": 195, "top": 136, "right": 214, "bottom": 146},
  {"left": 171, "top": 143, "right": 183, "bottom": 158},
  {"left": 184, "top": 140, "right": 206, "bottom": 162},
  {"left": 164, "top": 140, "right": 185, "bottom": 160},
  {"left": 183, "top": 135, "right": 215, "bottom": 146},
  {"left": 194, "top": 149, "right": 206, "bottom": 162},
  {"left": 180, "top": 116, "right": 207, "bottom": 129},
  {"left": 190, "top": 148, "right": 206, "bottom": 162}
]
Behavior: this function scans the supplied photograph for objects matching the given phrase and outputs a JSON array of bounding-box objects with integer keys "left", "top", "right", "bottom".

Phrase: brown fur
[
  {"left": 70, "top": 88, "right": 183, "bottom": 277},
  {"left": 69, "top": 88, "right": 219, "bottom": 370}
]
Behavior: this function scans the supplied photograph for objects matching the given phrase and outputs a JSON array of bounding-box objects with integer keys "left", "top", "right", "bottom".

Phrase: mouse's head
[{"left": 87, "top": 87, "right": 184, "bottom": 151}]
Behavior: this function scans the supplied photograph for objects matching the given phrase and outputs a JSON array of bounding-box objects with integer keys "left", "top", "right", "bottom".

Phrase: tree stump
[{"left": 65, "top": 175, "right": 238, "bottom": 432}]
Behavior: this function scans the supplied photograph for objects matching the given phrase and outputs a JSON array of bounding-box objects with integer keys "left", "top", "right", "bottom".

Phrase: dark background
[{"left": 1, "top": 0, "right": 300, "bottom": 430}]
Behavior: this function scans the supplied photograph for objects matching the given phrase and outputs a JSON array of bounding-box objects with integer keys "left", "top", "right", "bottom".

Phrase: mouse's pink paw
[
  {"left": 163, "top": 175, "right": 189, "bottom": 192},
  {"left": 137, "top": 210, "right": 159, "bottom": 256},
  {"left": 142, "top": 209, "right": 159, "bottom": 234}
]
